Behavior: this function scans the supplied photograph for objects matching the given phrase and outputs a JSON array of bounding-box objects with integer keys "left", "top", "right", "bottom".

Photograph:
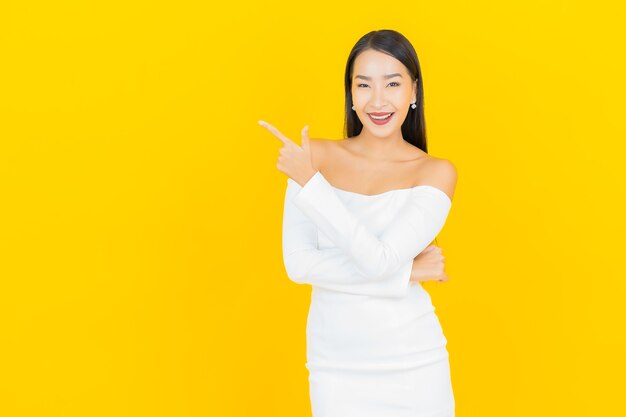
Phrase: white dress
[{"left": 282, "top": 170, "right": 455, "bottom": 417}]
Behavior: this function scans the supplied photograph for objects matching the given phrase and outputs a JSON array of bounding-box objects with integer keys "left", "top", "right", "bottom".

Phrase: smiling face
[{"left": 351, "top": 49, "right": 417, "bottom": 138}]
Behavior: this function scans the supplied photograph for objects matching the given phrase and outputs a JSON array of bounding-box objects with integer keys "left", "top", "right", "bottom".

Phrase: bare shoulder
[
  {"left": 421, "top": 156, "right": 458, "bottom": 202},
  {"left": 307, "top": 137, "right": 337, "bottom": 170}
]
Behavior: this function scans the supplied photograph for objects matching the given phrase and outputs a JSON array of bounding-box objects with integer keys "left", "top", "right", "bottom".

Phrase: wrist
[{"left": 300, "top": 169, "right": 318, "bottom": 187}]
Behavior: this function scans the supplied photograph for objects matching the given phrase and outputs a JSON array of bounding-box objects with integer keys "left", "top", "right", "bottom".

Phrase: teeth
[{"left": 370, "top": 113, "right": 393, "bottom": 120}]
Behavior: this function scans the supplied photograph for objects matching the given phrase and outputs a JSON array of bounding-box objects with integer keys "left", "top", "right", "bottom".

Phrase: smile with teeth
[{"left": 369, "top": 113, "right": 393, "bottom": 120}]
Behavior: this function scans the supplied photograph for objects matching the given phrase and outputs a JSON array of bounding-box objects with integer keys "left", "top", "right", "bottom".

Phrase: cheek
[
  {"left": 352, "top": 89, "right": 367, "bottom": 101},
  {"left": 393, "top": 89, "right": 411, "bottom": 100}
]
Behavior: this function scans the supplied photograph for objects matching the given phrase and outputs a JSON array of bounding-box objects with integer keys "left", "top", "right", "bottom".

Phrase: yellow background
[{"left": 1, "top": 1, "right": 625, "bottom": 416}]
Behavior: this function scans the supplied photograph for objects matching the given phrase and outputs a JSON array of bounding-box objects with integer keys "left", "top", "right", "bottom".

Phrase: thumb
[{"left": 301, "top": 125, "right": 310, "bottom": 153}]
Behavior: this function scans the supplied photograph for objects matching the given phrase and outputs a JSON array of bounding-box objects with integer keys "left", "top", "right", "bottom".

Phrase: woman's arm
[
  {"left": 283, "top": 178, "right": 416, "bottom": 298},
  {"left": 289, "top": 171, "right": 452, "bottom": 279}
]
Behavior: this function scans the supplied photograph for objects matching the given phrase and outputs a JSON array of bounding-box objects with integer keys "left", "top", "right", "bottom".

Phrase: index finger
[{"left": 258, "top": 120, "right": 297, "bottom": 147}]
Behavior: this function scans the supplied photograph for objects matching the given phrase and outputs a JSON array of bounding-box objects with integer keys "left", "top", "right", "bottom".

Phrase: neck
[{"left": 350, "top": 129, "right": 407, "bottom": 160}]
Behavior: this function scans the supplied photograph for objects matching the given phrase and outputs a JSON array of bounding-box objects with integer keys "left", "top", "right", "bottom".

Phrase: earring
[
  {"left": 410, "top": 102, "right": 417, "bottom": 109},
  {"left": 352, "top": 105, "right": 355, "bottom": 111}
]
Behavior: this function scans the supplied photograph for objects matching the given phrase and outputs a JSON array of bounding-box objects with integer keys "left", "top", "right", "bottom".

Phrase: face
[{"left": 351, "top": 49, "right": 417, "bottom": 138}]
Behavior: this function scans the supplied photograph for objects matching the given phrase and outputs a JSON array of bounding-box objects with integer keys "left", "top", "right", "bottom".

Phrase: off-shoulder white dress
[{"left": 282, "top": 170, "right": 455, "bottom": 417}]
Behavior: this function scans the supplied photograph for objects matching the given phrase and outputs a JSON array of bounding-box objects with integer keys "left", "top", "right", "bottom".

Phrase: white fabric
[{"left": 282, "top": 171, "right": 456, "bottom": 416}]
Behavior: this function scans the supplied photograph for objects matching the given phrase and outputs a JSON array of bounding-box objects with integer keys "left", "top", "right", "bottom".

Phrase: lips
[{"left": 368, "top": 112, "right": 395, "bottom": 125}]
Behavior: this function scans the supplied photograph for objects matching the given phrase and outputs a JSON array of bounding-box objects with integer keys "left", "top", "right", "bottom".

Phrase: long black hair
[{"left": 343, "top": 29, "right": 428, "bottom": 153}]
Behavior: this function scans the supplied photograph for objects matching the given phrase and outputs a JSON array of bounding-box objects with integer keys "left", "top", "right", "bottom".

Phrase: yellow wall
[{"left": 1, "top": 1, "right": 624, "bottom": 416}]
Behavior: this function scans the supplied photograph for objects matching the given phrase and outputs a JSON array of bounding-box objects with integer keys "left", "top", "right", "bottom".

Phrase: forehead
[{"left": 352, "top": 49, "right": 407, "bottom": 77}]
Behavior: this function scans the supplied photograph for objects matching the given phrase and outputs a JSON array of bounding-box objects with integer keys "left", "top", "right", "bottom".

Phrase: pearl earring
[
  {"left": 410, "top": 103, "right": 417, "bottom": 109},
  {"left": 352, "top": 105, "right": 355, "bottom": 111}
]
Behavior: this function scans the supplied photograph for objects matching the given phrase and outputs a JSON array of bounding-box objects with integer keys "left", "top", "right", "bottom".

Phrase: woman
[{"left": 259, "top": 29, "right": 457, "bottom": 417}]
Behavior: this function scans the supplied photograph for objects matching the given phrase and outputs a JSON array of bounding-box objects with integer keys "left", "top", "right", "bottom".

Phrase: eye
[{"left": 356, "top": 82, "right": 400, "bottom": 88}]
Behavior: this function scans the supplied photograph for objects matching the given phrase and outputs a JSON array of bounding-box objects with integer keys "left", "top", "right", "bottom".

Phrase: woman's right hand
[{"left": 409, "top": 244, "right": 448, "bottom": 283}]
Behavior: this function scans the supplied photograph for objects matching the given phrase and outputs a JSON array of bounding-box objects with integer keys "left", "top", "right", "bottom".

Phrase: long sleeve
[
  {"left": 290, "top": 170, "right": 452, "bottom": 279},
  {"left": 282, "top": 177, "right": 415, "bottom": 298}
]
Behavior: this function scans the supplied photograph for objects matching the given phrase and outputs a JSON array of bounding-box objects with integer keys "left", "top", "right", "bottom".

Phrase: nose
[{"left": 371, "top": 86, "right": 387, "bottom": 108}]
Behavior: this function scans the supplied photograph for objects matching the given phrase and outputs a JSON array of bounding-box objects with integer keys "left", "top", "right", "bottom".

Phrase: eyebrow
[{"left": 354, "top": 73, "right": 403, "bottom": 81}]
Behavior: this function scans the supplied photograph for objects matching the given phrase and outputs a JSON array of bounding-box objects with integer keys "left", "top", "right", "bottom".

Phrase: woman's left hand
[{"left": 258, "top": 120, "right": 317, "bottom": 187}]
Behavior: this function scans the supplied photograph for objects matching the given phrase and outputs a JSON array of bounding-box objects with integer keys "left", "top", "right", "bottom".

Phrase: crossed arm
[{"left": 282, "top": 171, "right": 452, "bottom": 298}]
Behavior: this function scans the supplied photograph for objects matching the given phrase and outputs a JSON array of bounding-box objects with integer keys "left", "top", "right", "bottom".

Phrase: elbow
[{"left": 282, "top": 255, "right": 308, "bottom": 285}]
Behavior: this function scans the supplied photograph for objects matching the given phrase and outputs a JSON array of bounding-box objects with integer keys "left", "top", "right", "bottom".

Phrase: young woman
[{"left": 259, "top": 29, "right": 457, "bottom": 417}]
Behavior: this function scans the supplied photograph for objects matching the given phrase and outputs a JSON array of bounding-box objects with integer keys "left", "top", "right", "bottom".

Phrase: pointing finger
[{"left": 258, "top": 120, "right": 296, "bottom": 147}]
